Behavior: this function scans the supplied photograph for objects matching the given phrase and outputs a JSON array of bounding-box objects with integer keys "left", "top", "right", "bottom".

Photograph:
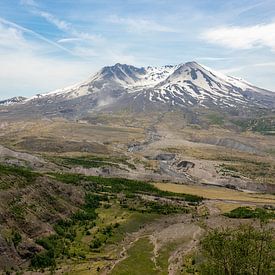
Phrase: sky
[{"left": 1, "top": 0, "right": 275, "bottom": 99}]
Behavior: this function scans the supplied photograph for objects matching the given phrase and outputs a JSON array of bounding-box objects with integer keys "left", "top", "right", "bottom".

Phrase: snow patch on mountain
[
  {"left": 4, "top": 61, "right": 274, "bottom": 112},
  {"left": 0, "top": 96, "right": 27, "bottom": 106}
]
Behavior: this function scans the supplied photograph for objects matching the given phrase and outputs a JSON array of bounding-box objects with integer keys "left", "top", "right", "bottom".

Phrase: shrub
[
  {"left": 11, "top": 230, "right": 22, "bottom": 247},
  {"left": 224, "top": 207, "right": 275, "bottom": 221},
  {"left": 31, "top": 250, "right": 55, "bottom": 269}
]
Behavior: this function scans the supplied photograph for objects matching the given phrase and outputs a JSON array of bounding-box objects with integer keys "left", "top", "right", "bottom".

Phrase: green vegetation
[
  {"left": 110, "top": 212, "right": 159, "bottom": 242},
  {"left": 31, "top": 193, "right": 102, "bottom": 269},
  {"left": 30, "top": 173, "right": 199, "bottom": 271},
  {"left": 224, "top": 207, "right": 275, "bottom": 220},
  {"left": 55, "top": 156, "right": 119, "bottom": 168},
  {"left": 9, "top": 197, "right": 25, "bottom": 220},
  {"left": 0, "top": 163, "right": 38, "bottom": 189},
  {"left": 111, "top": 237, "right": 156, "bottom": 275},
  {"left": 31, "top": 249, "right": 56, "bottom": 269},
  {"left": 199, "top": 225, "right": 274, "bottom": 275},
  {"left": 119, "top": 196, "right": 189, "bottom": 215},
  {"left": 218, "top": 161, "right": 275, "bottom": 184},
  {"left": 232, "top": 116, "right": 275, "bottom": 135},
  {"left": 206, "top": 113, "right": 224, "bottom": 125},
  {"left": 0, "top": 160, "right": 203, "bottom": 273},
  {"left": 48, "top": 155, "right": 136, "bottom": 170},
  {"left": 51, "top": 172, "right": 203, "bottom": 203},
  {"left": 11, "top": 230, "right": 22, "bottom": 247},
  {"left": 156, "top": 242, "right": 179, "bottom": 274}
]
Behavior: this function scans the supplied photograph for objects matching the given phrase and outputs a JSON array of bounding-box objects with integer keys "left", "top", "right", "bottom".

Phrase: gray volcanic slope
[{"left": 1, "top": 62, "right": 275, "bottom": 119}]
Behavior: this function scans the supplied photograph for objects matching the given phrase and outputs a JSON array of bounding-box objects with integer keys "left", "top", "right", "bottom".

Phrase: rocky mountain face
[
  {"left": 1, "top": 62, "right": 275, "bottom": 118},
  {"left": 0, "top": 96, "right": 27, "bottom": 106}
]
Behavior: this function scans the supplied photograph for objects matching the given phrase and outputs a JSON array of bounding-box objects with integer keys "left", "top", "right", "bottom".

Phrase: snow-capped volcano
[
  {"left": 89, "top": 63, "right": 178, "bottom": 90},
  {"left": 27, "top": 63, "right": 179, "bottom": 100},
  {"left": 2, "top": 62, "right": 275, "bottom": 117},
  {"left": 144, "top": 62, "right": 261, "bottom": 108}
]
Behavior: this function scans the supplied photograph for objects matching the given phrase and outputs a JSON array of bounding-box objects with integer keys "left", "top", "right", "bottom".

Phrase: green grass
[
  {"left": 111, "top": 237, "right": 157, "bottom": 275},
  {"left": 107, "top": 212, "right": 160, "bottom": 245},
  {"left": 156, "top": 242, "right": 179, "bottom": 274},
  {"left": 224, "top": 207, "right": 275, "bottom": 220}
]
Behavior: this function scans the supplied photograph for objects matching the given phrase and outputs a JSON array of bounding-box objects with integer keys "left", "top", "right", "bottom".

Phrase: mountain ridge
[{"left": 1, "top": 61, "right": 275, "bottom": 118}]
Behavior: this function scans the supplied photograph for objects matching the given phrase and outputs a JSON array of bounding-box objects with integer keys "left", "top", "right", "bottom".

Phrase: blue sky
[{"left": 1, "top": 0, "right": 275, "bottom": 99}]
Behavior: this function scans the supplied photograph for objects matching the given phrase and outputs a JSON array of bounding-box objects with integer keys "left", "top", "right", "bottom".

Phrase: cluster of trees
[
  {"left": 119, "top": 196, "right": 189, "bottom": 215},
  {"left": 30, "top": 172, "right": 203, "bottom": 271},
  {"left": 53, "top": 172, "right": 203, "bottom": 203},
  {"left": 199, "top": 225, "right": 274, "bottom": 275},
  {"left": 31, "top": 193, "right": 102, "bottom": 269},
  {"left": 89, "top": 223, "right": 119, "bottom": 250},
  {"left": 0, "top": 163, "right": 38, "bottom": 189}
]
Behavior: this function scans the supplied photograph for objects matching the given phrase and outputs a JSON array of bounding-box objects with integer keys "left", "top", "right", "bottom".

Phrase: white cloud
[
  {"left": 20, "top": 0, "right": 38, "bottom": 7},
  {"left": 202, "top": 22, "right": 275, "bottom": 51},
  {"left": 0, "top": 20, "right": 97, "bottom": 99},
  {"left": 57, "top": 38, "right": 84, "bottom": 43},
  {"left": 36, "top": 10, "right": 71, "bottom": 32},
  {"left": 20, "top": 2, "right": 108, "bottom": 60},
  {"left": 0, "top": 18, "right": 75, "bottom": 55},
  {"left": 0, "top": 53, "right": 94, "bottom": 97},
  {"left": 22, "top": 3, "right": 103, "bottom": 43},
  {"left": 0, "top": 18, "right": 138, "bottom": 99},
  {"left": 0, "top": 22, "right": 29, "bottom": 50},
  {"left": 109, "top": 15, "right": 178, "bottom": 33},
  {"left": 37, "top": 10, "right": 99, "bottom": 41}
]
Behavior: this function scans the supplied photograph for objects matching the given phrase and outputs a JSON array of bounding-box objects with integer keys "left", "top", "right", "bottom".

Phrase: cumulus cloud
[{"left": 202, "top": 22, "right": 275, "bottom": 51}]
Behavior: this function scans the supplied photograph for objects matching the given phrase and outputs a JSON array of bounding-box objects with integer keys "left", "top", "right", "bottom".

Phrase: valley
[
  {"left": 0, "top": 62, "right": 274, "bottom": 274},
  {"left": 0, "top": 112, "right": 274, "bottom": 274}
]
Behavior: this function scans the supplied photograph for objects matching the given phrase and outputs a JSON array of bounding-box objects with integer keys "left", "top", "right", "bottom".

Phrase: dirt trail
[
  {"left": 168, "top": 226, "right": 203, "bottom": 275},
  {"left": 149, "top": 234, "right": 161, "bottom": 271},
  {"left": 102, "top": 214, "right": 206, "bottom": 275},
  {"left": 104, "top": 234, "right": 144, "bottom": 274}
]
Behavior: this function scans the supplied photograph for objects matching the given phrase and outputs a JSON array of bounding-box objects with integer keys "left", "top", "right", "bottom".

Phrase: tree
[{"left": 199, "top": 225, "right": 274, "bottom": 275}]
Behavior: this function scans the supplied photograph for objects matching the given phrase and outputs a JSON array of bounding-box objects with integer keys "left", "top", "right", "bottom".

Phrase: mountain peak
[
  {"left": 0, "top": 96, "right": 27, "bottom": 106},
  {"left": 185, "top": 61, "right": 200, "bottom": 67},
  {"left": 5, "top": 61, "right": 274, "bottom": 116}
]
